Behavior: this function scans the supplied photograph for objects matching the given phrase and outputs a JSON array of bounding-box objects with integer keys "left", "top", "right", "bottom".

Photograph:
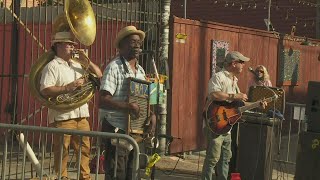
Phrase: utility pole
[
  {"left": 184, "top": 0, "right": 187, "bottom": 18},
  {"left": 9, "top": 0, "right": 20, "bottom": 125},
  {"left": 317, "top": 0, "right": 320, "bottom": 38},
  {"left": 267, "top": 0, "right": 272, "bottom": 31},
  {"left": 158, "top": 0, "right": 171, "bottom": 156}
]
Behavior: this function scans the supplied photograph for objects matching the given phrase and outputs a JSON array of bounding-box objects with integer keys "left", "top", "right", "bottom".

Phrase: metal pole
[
  {"left": 9, "top": 0, "right": 21, "bottom": 125},
  {"left": 267, "top": 0, "right": 272, "bottom": 31},
  {"left": 184, "top": 0, "right": 187, "bottom": 18},
  {"left": 316, "top": 0, "right": 320, "bottom": 38},
  {"left": 159, "top": 0, "right": 171, "bottom": 155}
]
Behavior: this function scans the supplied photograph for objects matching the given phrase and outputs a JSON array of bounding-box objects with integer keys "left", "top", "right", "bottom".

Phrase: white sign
[{"left": 293, "top": 106, "right": 305, "bottom": 120}]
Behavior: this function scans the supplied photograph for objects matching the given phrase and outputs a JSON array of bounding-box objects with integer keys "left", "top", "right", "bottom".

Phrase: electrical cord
[
  {"left": 157, "top": 138, "right": 184, "bottom": 176},
  {"left": 160, "top": 156, "right": 181, "bottom": 175},
  {"left": 197, "top": 151, "right": 201, "bottom": 180}
]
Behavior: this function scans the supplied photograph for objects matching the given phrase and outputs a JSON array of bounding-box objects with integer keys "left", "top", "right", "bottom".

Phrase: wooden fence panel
[{"left": 169, "top": 16, "right": 320, "bottom": 154}]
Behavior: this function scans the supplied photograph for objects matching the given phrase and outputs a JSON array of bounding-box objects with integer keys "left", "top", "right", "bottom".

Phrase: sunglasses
[
  {"left": 235, "top": 60, "right": 245, "bottom": 64},
  {"left": 256, "top": 70, "right": 264, "bottom": 73}
]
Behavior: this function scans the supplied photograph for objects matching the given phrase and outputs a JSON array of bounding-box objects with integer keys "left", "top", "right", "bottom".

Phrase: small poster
[
  {"left": 211, "top": 40, "right": 229, "bottom": 76},
  {"left": 278, "top": 49, "right": 300, "bottom": 86}
]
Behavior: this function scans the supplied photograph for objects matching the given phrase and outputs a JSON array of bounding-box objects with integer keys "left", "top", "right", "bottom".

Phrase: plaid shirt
[{"left": 99, "top": 56, "right": 146, "bottom": 131}]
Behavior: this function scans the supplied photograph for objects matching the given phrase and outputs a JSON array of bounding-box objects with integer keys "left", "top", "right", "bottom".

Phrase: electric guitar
[{"left": 204, "top": 96, "right": 277, "bottom": 135}]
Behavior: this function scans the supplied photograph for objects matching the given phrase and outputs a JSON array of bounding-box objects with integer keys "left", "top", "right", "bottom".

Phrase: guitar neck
[{"left": 238, "top": 96, "right": 275, "bottom": 113}]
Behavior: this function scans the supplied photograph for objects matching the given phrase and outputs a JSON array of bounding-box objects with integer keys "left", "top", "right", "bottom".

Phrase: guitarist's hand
[
  {"left": 234, "top": 93, "right": 248, "bottom": 102},
  {"left": 260, "top": 100, "right": 268, "bottom": 109}
]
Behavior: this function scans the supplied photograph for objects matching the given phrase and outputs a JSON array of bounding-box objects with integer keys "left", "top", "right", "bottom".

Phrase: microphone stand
[
  {"left": 251, "top": 73, "right": 279, "bottom": 179},
  {"left": 149, "top": 52, "right": 161, "bottom": 180}
]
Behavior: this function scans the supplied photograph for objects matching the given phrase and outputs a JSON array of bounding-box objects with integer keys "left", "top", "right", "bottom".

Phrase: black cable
[
  {"left": 160, "top": 156, "right": 181, "bottom": 175},
  {"left": 197, "top": 151, "right": 201, "bottom": 180},
  {"left": 157, "top": 138, "right": 184, "bottom": 176}
]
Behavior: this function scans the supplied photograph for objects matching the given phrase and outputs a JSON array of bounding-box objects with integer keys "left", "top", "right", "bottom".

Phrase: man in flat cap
[{"left": 201, "top": 51, "right": 266, "bottom": 180}]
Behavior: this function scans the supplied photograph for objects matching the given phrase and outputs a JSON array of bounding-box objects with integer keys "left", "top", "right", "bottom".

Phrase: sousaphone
[{"left": 28, "top": 0, "right": 97, "bottom": 111}]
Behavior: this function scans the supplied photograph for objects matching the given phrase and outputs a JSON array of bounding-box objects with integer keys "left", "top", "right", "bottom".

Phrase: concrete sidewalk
[
  {"left": 151, "top": 153, "right": 295, "bottom": 180},
  {"left": 4, "top": 151, "right": 294, "bottom": 180}
]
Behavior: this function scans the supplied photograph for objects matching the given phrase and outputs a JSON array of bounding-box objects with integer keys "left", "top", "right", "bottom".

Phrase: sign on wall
[
  {"left": 211, "top": 40, "right": 229, "bottom": 76},
  {"left": 278, "top": 49, "right": 300, "bottom": 86}
]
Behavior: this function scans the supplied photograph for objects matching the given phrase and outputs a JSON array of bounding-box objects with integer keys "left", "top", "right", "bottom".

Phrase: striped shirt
[
  {"left": 40, "top": 56, "right": 89, "bottom": 124},
  {"left": 99, "top": 56, "right": 146, "bottom": 131}
]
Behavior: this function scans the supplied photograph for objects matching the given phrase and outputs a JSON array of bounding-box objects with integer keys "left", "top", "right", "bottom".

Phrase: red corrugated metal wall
[
  {"left": 0, "top": 22, "right": 118, "bottom": 131},
  {"left": 0, "top": 24, "right": 13, "bottom": 125},
  {"left": 168, "top": 16, "right": 320, "bottom": 154}
]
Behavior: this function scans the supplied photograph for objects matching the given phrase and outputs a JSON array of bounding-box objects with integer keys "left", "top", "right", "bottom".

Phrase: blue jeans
[{"left": 201, "top": 128, "right": 232, "bottom": 180}]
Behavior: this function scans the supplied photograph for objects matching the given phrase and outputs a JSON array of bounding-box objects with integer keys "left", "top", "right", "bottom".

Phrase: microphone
[
  {"left": 248, "top": 67, "right": 259, "bottom": 79},
  {"left": 139, "top": 49, "right": 155, "bottom": 54}
]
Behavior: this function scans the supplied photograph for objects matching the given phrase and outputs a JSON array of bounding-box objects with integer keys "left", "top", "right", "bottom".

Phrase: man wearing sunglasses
[{"left": 202, "top": 51, "right": 266, "bottom": 180}]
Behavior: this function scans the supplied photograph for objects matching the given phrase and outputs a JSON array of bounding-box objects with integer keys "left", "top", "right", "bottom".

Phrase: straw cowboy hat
[
  {"left": 51, "top": 31, "right": 78, "bottom": 45},
  {"left": 114, "top": 26, "right": 145, "bottom": 48}
]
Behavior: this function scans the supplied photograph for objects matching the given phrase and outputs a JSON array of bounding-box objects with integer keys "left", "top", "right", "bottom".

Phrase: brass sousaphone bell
[{"left": 28, "top": 0, "right": 97, "bottom": 111}]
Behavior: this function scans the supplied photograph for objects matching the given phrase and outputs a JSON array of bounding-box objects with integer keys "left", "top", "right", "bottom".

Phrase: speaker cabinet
[
  {"left": 248, "top": 86, "right": 285, "bottom": 114},
  {"left": 295, "top": 131, "right": 320, "bottom": 180},
  {"left": 306, "top": 81, "right": 320, "bottom": 132},
  {"left": 236, "top": 122, "right": 278, "bottom": 180}
]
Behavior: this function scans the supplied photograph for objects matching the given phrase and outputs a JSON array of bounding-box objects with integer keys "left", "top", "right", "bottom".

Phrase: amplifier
[
  {"left": 236, "top": 121, "right": 278, "bottom": 180},
  {"left": 242, "top": 111, "right": 281, "bottom": 126},
  {"left": 295, "top": 131, "right": 320, "bottom": 180},
  {"left": 306, "top": 81, "right": 320, "bottom": 132},
  {"left": 248, "top": 86, "right": 285, "bottom": 114}
]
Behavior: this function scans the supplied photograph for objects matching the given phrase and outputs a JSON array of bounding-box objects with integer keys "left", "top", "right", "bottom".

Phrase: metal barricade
[
  {"left": 0, "top": 123, "right": 141, "bottom": 180},
  {"left": 273, "top": 102, "right": 306, "bottom": 179}
]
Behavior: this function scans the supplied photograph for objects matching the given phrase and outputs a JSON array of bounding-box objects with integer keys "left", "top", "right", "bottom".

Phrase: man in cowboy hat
[
  {"left": 99, "top": 25, "right": 155, "bottom": 179},
  {"left": 40, "top": 31, "right": 102, "bottom": 180}
]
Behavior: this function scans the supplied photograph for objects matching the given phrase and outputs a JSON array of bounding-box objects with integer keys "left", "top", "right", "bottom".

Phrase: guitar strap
[
  {"left": 236, "top": 86, "right": 240, "bottom": 146},
  {"left": 233, "top": 83, "right": 240, "bottom": 145},
  {"left": 235, "top": 83, "right": 241, "bottom": 172}
]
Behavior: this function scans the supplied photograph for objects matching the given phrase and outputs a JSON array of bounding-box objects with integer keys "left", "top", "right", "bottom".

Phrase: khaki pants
[{"left": 53, "top": 118, "right": 91, "bottom": 180}]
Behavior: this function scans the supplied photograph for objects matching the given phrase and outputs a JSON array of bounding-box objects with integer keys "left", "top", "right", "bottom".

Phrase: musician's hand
[
  {"left": 128, "top": 102, "right": 140, "bottom": 119},
  {"left": 76, "top": 49, "right": 91, "bottom": 67},
  {"left": 260, "top": 100, "right": 268, "bottom": 109},
  {"left": 65, "top": 78, "right": 85, "bottom": 93},
  {"left": 234, "top": 93, "right": 248, "bottom": 102},
  {"left": 146, "top": 112, "right": 156, "bottom": 136}
]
